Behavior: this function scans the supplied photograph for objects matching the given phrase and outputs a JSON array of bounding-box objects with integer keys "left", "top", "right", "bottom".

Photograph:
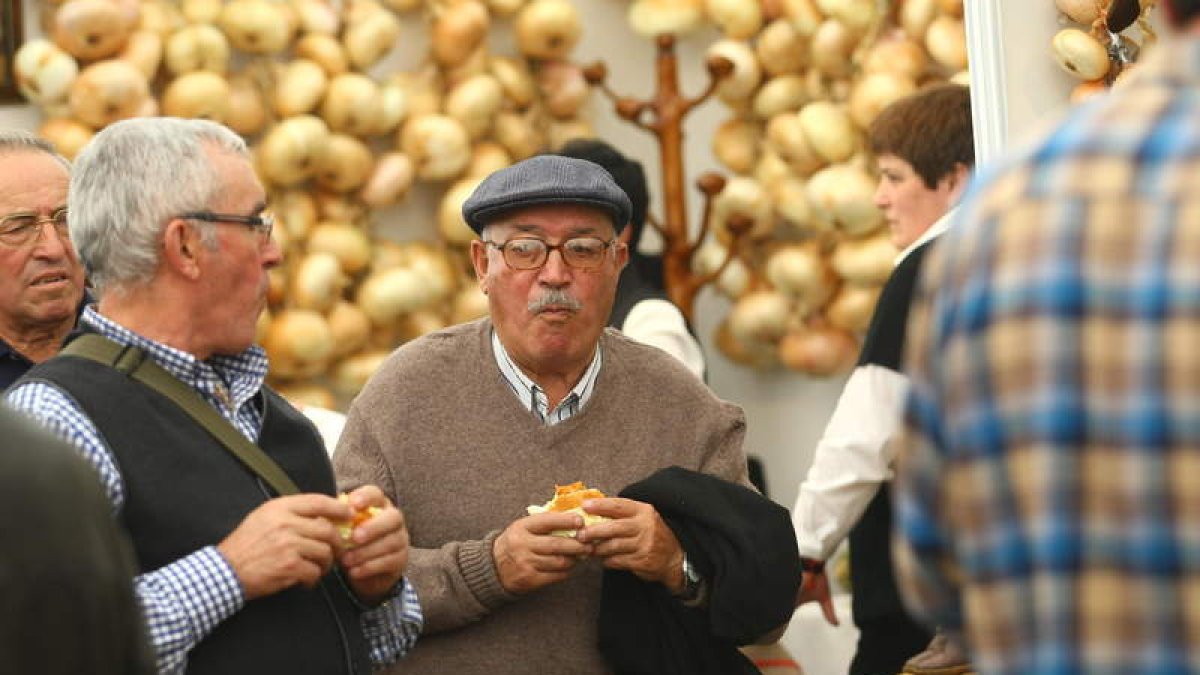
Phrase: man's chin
[{"left": 24, "top": 296, "right": 79, "bottom": 323}]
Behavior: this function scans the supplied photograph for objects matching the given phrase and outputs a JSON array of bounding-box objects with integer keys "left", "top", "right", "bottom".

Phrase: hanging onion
[
  {"left": 1052, "top": 28, "right": 1110, "bottom": 81},
  {"left": 14, "top": 40, "right": 79, "bottom": 106},
  {"left": 515, "top": 0, "right": 582, "bottom": 60},
  {"left": 290, "top": 252, "right": 347, "bottom": 312},
  {"left": 778, "top": 323, "right": 858, "bottom": 375},
  {"left": 264, "top": 309, "right": 336, "bottom": 380}
]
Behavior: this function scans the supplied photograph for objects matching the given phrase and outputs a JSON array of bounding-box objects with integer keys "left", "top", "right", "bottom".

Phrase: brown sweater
[{"left": 334, "top": 318, "right": 749, "bottom": 674}]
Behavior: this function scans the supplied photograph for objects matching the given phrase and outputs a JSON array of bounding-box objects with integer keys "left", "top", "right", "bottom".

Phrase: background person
[
  {"left": 7, "top": 117, "right": 421, "bottom": 674},
  {"left": 893, "top": 2, "right": 1200, "bottom": 673},
  {"left": 0, "top": 131, "right": 85, "bottom": 389},
  {"left": 790, "top": 83, "right": 974, "bottom": 675}
]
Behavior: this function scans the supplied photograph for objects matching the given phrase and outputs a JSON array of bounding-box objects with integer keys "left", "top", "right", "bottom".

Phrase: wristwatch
[{"left": 678, "top": 553, "right": 705, "bottom": 603}]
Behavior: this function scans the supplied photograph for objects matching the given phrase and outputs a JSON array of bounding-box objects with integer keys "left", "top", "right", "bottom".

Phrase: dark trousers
[{"left": 848, "top": 612, "right": 932, "bottom": 675}]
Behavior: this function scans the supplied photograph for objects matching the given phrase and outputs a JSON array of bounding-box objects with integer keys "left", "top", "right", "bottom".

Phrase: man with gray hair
[
  {"left": 334, "top": 154, "right": 798, "bottom": 674},
  {"left": 0, "top": 131, "right": 85, "bottom": 389},
  {"left": 7, "top": 117, "right": 421, "bottom": 674}
]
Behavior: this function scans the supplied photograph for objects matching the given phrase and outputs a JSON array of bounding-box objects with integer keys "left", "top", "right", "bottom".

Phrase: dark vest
[
  {"left": 22, "top": 352, "right": 372, "bottom": 675},
  {"left": 609, "top": 257, "right": 668, "bottom": 331},
  {"left": 848, "top": 241, "right": 931, "bottom": 623}
]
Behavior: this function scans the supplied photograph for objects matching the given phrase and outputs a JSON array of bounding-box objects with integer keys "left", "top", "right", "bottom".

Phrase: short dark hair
[
  {"left": 556, "top": 139, "right": 649, "bottom": 247},
  {"left": 868, "top": 83, "right": 974, "bottom": 189}
]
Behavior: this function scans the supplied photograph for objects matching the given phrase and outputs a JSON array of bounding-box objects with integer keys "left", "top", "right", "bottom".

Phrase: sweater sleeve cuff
[{"left": 457, "top": 530, "right": 516, "bottom": 610}]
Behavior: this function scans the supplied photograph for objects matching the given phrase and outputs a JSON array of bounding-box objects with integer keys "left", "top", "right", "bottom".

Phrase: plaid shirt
[
  {"left": 894, "top": 35, "right": 1200, "bottom": 675},
  {"left": 7, "top": 307, "right": 421, "bottom": 674}
]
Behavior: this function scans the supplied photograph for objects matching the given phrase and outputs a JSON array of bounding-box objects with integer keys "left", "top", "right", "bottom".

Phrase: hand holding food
[
  {"left": 217, "top": 493, "right": 352, "bottom": 600},
  {"left": 493, "top": 485, "right": 597, "bottom": 594},
  {"left": 337, "top": 492, "right": 382, "bottom": 547},
  {"left": 334, "top": 486, "right": 410, "bottom": 605},
  {"left": 573, "top": 496, "right": 685, "bottom": 589}
]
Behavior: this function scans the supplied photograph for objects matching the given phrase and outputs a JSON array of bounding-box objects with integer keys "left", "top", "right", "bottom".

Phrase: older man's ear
[
  {"left": 160, "top": 217, "right": 203, "bottom": 281},
  {"left": 469, "top": 239, "right": 490, "bottom": 293}
]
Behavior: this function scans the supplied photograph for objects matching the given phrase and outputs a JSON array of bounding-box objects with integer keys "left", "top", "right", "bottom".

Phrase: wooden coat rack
[{"left": 584, "top": 34, "right": 755, "bottom": 324}]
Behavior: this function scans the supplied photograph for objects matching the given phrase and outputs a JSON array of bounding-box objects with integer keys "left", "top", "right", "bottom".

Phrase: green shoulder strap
[{"left": 62, "top": 333, "right": 300, "bottom": 497}]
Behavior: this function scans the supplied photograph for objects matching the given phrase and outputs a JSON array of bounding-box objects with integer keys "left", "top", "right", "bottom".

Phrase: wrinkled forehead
[
  {"left": 484, "top": 203, "right": 617, "bottom": 240},
  {"left": 0, "top": 151, "right": 69, "bottom": 206}
]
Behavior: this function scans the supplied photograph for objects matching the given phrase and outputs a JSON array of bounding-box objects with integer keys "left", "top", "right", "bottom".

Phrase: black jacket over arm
[{"left": 598, "top": 466, "right": 800, "bottom": 675}]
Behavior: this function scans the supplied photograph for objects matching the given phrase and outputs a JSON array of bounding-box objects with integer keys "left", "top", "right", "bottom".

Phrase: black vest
[
  {"left": 609, "top": 257, "right": 668, "bottom": 331},
  {"left": 847, "top": 242, "right": 931, "bottom": 623},
  {"left": 22, "top": 353, "right": 372, "bottom": 675}
]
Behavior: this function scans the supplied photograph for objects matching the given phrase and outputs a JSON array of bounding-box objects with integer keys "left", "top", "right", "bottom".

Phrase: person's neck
[
  {"left": 518, "top": 353, "right": 594, "bottom": 410},
  {"left": 97, "top": 288, "right": 213, "bottom": 361},
  {"left": 537, "top": 374, "right": 582, "bottom": 411},
  {"left": 0, "top": 317, "right": 74, "bottom": 364}
]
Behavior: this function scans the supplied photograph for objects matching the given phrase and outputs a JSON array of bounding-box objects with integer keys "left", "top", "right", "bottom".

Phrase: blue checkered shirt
[
  {"left": 7, "top": 307, "right": 421, "bottom": 674},
  {"left": 894, "top": 35, "right": 1200, "bottom": 675}
]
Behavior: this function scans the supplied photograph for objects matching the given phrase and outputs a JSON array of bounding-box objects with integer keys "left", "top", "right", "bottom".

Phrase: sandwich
[{"left": 526, "top": 481, "right": 609, "bottom": 537}]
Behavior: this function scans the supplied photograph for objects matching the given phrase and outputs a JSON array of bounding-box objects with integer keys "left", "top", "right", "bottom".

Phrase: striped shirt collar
[
  {"left": 79, "top": 306, "right": 269, "bottom": 415},
  {"left": 491, "top": 328, "right": 602, "bottom": 425}
]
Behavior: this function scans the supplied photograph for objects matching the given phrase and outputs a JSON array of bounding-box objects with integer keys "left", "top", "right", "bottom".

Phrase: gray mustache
[{"left": 528, "top": 289, "right": 582, "bottom": 313}]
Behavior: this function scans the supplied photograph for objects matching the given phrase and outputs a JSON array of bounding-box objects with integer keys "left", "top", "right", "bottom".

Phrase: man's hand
[
  {"left": 337, "top": 485, "right": 410, "bottom": 606},
  {"left": 493, "top": 511, "right": 594, "bottom": 594},
  {"left": 575, "top": 497, "right": 685, "bottom": 592},
  {"left": 797, "top": 568, "right": 839, "bottom": 626},
  {"left": 217, "top": 494, "right": 353, "bottom": 601}
]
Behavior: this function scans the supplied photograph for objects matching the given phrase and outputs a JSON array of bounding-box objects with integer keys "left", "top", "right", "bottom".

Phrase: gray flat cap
[{"left": 462, "top": 155, "right": 633, "bottom": 234}]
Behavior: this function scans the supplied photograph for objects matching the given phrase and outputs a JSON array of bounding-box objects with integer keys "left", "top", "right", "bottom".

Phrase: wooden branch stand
[{"left": 584, "top": 34, "right": 754, "bottom": 324}]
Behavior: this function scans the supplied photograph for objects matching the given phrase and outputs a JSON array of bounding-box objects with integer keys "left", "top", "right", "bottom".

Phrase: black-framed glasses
[
  {"left": 484, "top": 237, "right": 616, "bottom": 270},
  {"left": 180, "top": 211, "right": 275, "bottom": 242},
  {"left": 0, "top": 207, "right": 69, "bottom": 247}
]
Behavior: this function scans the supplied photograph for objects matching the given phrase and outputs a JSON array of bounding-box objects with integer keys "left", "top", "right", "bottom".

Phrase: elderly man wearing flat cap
[{"left": 334, "top": 155, "right": 798, "bottom": 674}]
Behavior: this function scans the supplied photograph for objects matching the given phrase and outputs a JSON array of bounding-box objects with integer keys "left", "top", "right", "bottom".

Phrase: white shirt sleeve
[
  {"left": 620, "top": 298, "right": 706, "bottom": 380},
  {"left": 792, "top": 363, "right": 911, "bottom": 560},
  {"left": 293, "top": 404, "right": 348, "bottom": 458}
]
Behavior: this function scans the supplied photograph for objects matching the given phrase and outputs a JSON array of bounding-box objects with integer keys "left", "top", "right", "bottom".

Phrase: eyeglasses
[
  {"left": 484, "top": 237, "right": 617, "bottom": 270},
  {"left": 0, "top": 208, "right": 69, "bottom": 247},
  {"left": 180, "top": 211, "right": 275, "bottom": 242}
]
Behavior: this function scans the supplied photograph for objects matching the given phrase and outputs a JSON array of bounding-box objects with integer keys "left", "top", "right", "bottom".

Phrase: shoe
[{"left": 901, "top": 630, "right": 973, "bottom": 675}]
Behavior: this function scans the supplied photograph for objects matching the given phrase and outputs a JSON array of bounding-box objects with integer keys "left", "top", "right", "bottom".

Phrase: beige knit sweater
[{"left": 334, "top": 319, "right": 750, "bottom": 674}]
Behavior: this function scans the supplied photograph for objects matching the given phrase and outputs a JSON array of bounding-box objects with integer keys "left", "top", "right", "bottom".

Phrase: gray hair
[
  {"left": 0, "top": 130, "right": 71, "bottom": 170},
  {"left": 69, "top": 117, "right": 248, "bottom": 293}
]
